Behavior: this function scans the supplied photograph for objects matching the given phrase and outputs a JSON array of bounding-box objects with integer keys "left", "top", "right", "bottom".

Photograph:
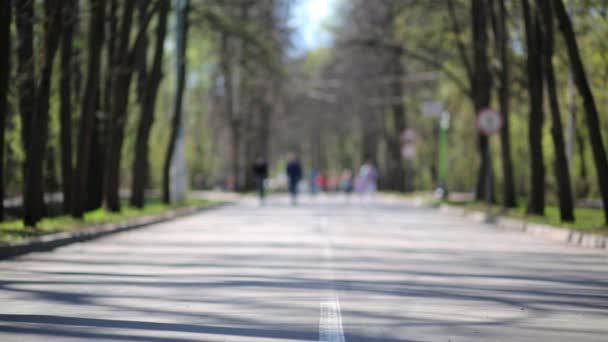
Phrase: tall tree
[
  {"left": 522, "top": 0, "right": 545, "bottom": 215},
  {"left": 163, "top": 0, "right": 190, "bottom": 203},
  {"left": 103, "top": 0, "right": 156, "bottom": 211},
  {"left": 15, "top": 0, "right": 37, "bottom": 224},
  {"left": 218, "top": 31, "right": 238, "bottom": 191},
  {"left": 471, "top": 0, "right": 493, "bottom": 202},
  {"left": 554, "top": 0, "right": 608, "bottom": 224},
  {"left": 136, "top": 0, "right": 149, "bottom": 107},
  {"left": 72, "top": 0, "right": 106, "bottom": 218},
  {"left": 59, "top": 0, "right": 76, "bottom": 212},
  {"left": 0, "top": 0, "right": 11, "bottom": 220},
  {"left": 538, "top": 0, "right": 574, "bottom": 221},
  {"left": 488, "top": 0, "right": 517, "bottom": 207},
  {"left": 17, "top": 0, "right": 63, "bottom": 226},
  {"left": 103, "top": 0, "right": 136, "bottom": 211},
  {"left": 387, "top": 2, "right": 407, "bottom": 192},
  {"left": 131, "top": 0, "right": 170, "bottom": 208}
]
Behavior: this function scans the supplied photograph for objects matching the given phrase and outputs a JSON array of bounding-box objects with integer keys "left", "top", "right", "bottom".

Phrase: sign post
[
  {"left": 400, "top": 128, "right": 416, "bottom": 160},
  {"left": 437, "top": 111, "right": 450, "bottom": 198},
  {"left": 476, "top": 108, "right": 502, "bottom": 205}
]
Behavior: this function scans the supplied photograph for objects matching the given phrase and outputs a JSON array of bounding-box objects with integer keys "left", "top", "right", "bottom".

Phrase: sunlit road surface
[{"left": 1, "top": 194, "right": 607, "bottom": 342}]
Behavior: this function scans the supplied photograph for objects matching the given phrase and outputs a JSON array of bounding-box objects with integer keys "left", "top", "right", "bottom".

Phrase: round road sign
[{"left": 477, "top": 108, "right": 502, "bottom": 136}]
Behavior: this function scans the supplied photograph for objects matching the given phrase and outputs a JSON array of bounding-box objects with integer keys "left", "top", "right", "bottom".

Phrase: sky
[{"left": 290, "top": 0, "right": 336, "bottom": 55}]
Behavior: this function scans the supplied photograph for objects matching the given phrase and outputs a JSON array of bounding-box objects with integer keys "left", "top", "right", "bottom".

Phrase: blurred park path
[{"left": 0, "top": 194, "right": 607, "bottom": 341}]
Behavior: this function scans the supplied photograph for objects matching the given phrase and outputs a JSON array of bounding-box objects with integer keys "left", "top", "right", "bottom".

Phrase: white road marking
[
  {"left": 320, "top": 295, "right": 345, "bottom": 342},
  {"left": 319, "top": 216, "right": 345, "bottom": 342}
]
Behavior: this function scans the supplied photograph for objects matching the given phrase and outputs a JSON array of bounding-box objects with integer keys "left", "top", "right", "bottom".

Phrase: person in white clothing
[{"left": 356, "top": 161, "right": 378, "bottom": 200}]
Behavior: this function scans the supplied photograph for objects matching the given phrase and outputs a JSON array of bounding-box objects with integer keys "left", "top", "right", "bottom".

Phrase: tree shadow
[{"left": 1, "top": 198, "right": 607, "bottom": 341}]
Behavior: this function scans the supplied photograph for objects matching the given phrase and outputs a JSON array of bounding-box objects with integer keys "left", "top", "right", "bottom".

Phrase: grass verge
[
  {"left": 0, "top": 198, "right": 218, "bottom": 244},
  {"left": 446, "top": 200, "right": 607, "bottom": 234}
]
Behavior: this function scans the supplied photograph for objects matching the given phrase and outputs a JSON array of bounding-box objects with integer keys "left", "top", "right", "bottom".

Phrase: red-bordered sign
[{"left": 477, "top": 108, "right": 503, "bottom": 136}]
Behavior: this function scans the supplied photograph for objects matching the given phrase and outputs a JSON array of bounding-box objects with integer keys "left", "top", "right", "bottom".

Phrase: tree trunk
[
  {"left": 231, "top": 124, "right": 242, "bottom": 191},
  {"left": 575, "top": 124, "right": 590, "bottom": 198},
  {"left": 522, "top": 0, "right": 545, "bottom": 215},
  {"left": 538, "top": 0, "right": 574, "bottom": 222},
  {"left": 471, "top": 0, "right": 494, "bottom": 203},
  {"left": 131, "top": 0, "right": 169, "bottom": 208},
  {"left": 104, "top": 0, "right": 156, "bottom": 211},
  {"left": 16, "top": 0, "right": 37, "bottom": 224},
  {"left": 59, "top": 0, "right": 75, "bottom": 213},
  {"left": 44, "top": 145, "right": 60, "bottom": 194},
  {"left": 99, "top": 0, "right": 117, "bottom": 210},
  {"left": 18, "top": 0, "right": 62, "bottom": 226},
  {"left": 0, "top": 0, "right": 11, "bottom": 220},
  {"left": 71, "top": 0, "right": 83, "bottom": 100},
  {"left": 489, "top": 0, "right": 517, "bottom": 207},
  {"left": 104, "top": 0, "right": 136, "bottom": 212},
  {"left": 72, "top": 0, "right": 105, "bottom": 218},
  {"left": 218, "top": 30, "right": 240, "bottom": 192},
  {"left": 163, "top": 0, "right": 189, "bottom": 203},
  {"left": 361, "top": 109, "right": 379, "bottom": 167},
  {"left": 135, "top": 0, "right": 149, "bottom": 106},
  {"left": 554, "top": 0, "right": 608, "bottom": 224},
  {"left": 104, "top": 0, "right": 118, "bottom": 117},
  {"left": 388, "top": 51, "right": 407, "bottom": 192},
  {"left": 87, "top": 111, "right": 105, "bottom": 211}
]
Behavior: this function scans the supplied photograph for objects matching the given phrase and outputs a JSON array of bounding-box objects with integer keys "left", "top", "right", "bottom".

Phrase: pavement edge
[
  {"left": 438, "top": 203, "right": 608, "bottom": 251},
  {"left": 0, "top": 202, "right": 229, "bottom": 260}
]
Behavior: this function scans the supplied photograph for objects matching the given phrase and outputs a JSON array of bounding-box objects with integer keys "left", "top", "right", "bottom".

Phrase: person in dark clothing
[
  {"left": 286, "top": 153, "right": 302, "bottom": 205},
  {"left": 253, "top": 156, "right": 268, "bottom": 204}
]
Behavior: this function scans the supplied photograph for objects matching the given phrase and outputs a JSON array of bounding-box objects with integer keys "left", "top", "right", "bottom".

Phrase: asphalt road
[{"left": 1, "top": 194, "right": 607, "bottom": 341}]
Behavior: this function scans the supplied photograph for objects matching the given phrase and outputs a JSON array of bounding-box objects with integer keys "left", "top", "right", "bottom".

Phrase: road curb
[
  {"left": 0, "top": 203, "right": 227, "bottom": 260},
  {"left": 438, "top": 204, "right": 608, "bottom": 251}
]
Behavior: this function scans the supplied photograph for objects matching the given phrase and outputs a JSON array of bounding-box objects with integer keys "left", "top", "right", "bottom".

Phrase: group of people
[{"left": 253, "top": 153, "right": 378, "bottom": 205}]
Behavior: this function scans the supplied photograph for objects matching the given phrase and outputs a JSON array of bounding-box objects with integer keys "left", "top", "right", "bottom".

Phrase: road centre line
[
  {"left": 320, "top": 295, "right": 346, "bottom": 342},
  {"left": 318, "top": 215, "right": 345, "bottom": 342}
]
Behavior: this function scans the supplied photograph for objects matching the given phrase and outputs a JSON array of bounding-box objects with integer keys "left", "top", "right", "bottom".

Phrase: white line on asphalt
[
  {"left": 319, "top": 295, "right": 345, "bottom": 342},
  {"left": 319, "top": 215, "right": 345, "bottom": 342}
]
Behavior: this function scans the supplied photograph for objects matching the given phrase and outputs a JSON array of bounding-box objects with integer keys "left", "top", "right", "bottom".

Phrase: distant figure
[
  {"left": 253, "top": 156, "right": 268, "bottom": 204},
  {"left": 286, "top": 153, "right": 303, "bottom": 205},
  {"left": 316, "top": 173, "right": 328, "bottom": 192},
  {"left": 340, "top": 168, "right": 355, "bottom": 194},
  {"left": 356, "top": 161, "right": 378, "bottom": 199},
  {"left": 309, "top": 168, "right": 319, "bottom": 195}
]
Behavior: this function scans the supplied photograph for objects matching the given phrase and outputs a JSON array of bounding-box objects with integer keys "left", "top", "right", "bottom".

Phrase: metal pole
[
  {"left": 438, "top": 111, "right": 450, "bottom": 198},
  {"left": 485, "top": 137, "right": 493, "bottom": 205}
]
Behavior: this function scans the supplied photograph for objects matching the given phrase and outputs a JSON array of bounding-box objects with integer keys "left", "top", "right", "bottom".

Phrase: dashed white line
[
  {"left": 320, "top": 295, "right": 345, "bottom": 342},
  {"left": 319, "top": 215, "right": 345, "bottom": 342}
]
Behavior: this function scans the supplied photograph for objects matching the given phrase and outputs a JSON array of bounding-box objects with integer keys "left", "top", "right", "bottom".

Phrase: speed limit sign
[{"left": 477, "top": 108, "right": 502, "bottom": 136}]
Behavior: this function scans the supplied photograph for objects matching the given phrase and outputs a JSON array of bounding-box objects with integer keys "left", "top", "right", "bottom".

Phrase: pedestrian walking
[
  {"left": 356, "top": 161, "right": 378, "bottom": 201},
  {"left": 309, "top": 168, "right": 318, "bottom": 195},
  {"left": 340, "top": 168, "right": 355, "bottom": 194},
  {"left": 253, "top": 156, "right": 268, "bottom": 204},
  {"left": 286, "top": 153, "right": 303, "bottom": 205}
]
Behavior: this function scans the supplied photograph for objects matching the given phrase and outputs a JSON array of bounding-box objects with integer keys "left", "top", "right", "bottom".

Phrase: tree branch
[
  {"left": 446, "top": 0, "right": 473, "bottom": 83},
  {"left": 343, "top": 38, "right": 471, "bottom": 96}
]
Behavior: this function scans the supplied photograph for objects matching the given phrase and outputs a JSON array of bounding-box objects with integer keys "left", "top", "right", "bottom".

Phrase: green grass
[
  {"left": 446, "top": 200, "right": 607, "bottom": 234},
  {"left": 0, "top": 198, "right": 217, "bottom": 244}
]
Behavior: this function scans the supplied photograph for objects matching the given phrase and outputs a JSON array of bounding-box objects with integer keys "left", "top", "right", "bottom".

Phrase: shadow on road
[{"left": 0, "top": 196, "right": 607, "bottom": 341}]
